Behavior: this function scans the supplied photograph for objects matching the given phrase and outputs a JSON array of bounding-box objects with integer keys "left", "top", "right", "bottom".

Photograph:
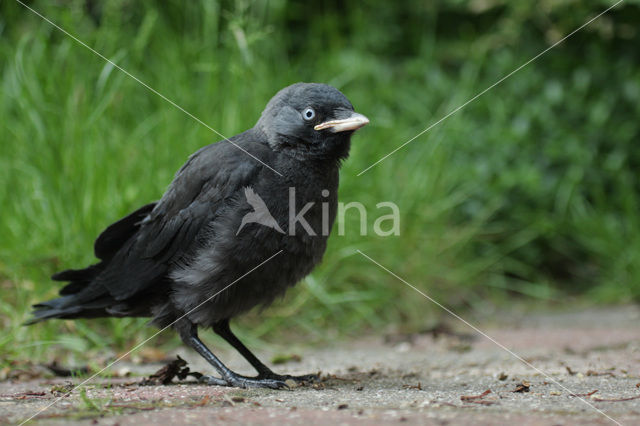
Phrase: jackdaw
[{"left": 27, "top": 82, "right": 369, "bottom": 389}]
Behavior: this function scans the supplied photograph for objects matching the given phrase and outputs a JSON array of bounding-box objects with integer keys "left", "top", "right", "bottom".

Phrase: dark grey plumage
[{"left": 27, "top": 83, "right": 369, "bottom": 389}]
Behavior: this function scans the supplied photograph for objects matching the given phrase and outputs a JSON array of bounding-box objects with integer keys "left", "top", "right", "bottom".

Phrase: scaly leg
[
  {"left": 176, "top": 319, "right": 288, "bottom": 389},
  {"left": 213, "top": 319, "right": 318, "bottom": 383}
]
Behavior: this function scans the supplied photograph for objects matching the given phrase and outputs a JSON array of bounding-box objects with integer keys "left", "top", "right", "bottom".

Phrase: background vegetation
[{"left": 1, "top": 0, "right": 639, "bottom": 366}]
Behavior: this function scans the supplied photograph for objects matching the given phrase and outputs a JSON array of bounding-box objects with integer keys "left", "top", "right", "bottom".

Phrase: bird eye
[{"left": 302, "top": 107, "right": 316, "bottom": 121}]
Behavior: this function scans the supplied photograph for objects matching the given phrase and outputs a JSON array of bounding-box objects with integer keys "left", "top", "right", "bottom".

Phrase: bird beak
[{"left": 314, "top": 112, "right": 370, "bottom": 133}]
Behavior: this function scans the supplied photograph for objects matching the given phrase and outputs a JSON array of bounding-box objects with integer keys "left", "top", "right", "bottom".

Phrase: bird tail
[
  {"left": 24, "top": 294, "right": 113, "bottom": 324},
  {"left": 25, "top": 203, "right": 156, "bottom": 325}
]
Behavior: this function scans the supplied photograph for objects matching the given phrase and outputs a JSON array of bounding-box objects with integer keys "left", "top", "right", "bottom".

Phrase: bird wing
[
  {"left": 89, "top": 134, "right": 267, "bottom": 301},
  {"left": 93, "top": 202, "right": 157, "bottom": 261}
]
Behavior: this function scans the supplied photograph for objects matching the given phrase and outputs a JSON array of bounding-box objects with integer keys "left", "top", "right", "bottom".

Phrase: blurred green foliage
[{"left": 1, "top": 0, "right": 639, "bottom": 364}]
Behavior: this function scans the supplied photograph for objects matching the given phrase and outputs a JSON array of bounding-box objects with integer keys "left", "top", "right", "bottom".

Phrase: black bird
[{"left": 27, "top": 83, "right": 369, "bottom": 389}]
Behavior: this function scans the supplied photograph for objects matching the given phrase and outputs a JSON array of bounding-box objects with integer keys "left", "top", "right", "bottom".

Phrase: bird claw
[
  {"left": 198, "top": 374, "right": 289, "bottom": 390},
  {"left": 229, "top": 376, "right": 290, "bottom": 390}
]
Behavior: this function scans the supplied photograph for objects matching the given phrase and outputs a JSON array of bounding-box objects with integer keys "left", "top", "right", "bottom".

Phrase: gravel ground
[{"left": 1, "top": 306, "right": 639, "bottom": 425}]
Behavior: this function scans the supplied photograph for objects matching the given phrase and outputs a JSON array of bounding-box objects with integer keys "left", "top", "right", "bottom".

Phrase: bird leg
[
  {"left": 213, "top": 319, "right": 318, "bottom": 384},
  {"left": 176, "top": 320, "right": 289, "bottom": 389}
]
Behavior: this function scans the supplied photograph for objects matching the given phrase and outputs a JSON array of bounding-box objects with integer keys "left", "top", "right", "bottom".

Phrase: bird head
[{"left": 257, "top": 83, "right": 369, "bottom": 161}]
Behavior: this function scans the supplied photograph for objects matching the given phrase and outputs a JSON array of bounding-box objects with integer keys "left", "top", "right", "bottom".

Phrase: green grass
[{"left": 1, "top": 0, "right": 639, "bottom": 366}]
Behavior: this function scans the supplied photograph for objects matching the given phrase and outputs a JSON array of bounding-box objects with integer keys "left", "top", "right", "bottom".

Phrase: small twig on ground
[
  {"left": 139, "top": 355, "right": 201, "bottom": 386},
  {"left": 460, "top": 389, "right": 497, "bottom": 405},
  {"left": 0, "top": 391, "right": 47, "bottom": 400},
  {"left": 586, "top": 369, "right": 616, "bottom": 378},
  {"left": 403, "top": 382, "right": 422, "bottom": 390},
  {"left": 592, "top": 394, "right": 640, "bottom": 402},
  {"left": 461, "top": 389, "right": 491, "bottom": 401}
]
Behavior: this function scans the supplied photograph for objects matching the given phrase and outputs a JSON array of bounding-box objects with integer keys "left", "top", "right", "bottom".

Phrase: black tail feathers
[
  {"left": 25, "top": 295, "right": 116, "bottom": 325},
  {"left": 24, "top": 296, "right": 77, "bottom": 325},
  {"left": 53, "top": 262, "right": 104, "bottom": 295},
  {"left": 26, "top": 202, "right": 157, "bottom": 325}
]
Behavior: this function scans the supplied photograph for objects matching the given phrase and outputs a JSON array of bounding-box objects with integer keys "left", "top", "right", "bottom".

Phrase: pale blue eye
[{"left": 303, "top": 107, "right": 315, "bottom": 121}]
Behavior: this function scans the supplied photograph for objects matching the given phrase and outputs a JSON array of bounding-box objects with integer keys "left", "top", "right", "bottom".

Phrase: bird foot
[{"left": 199, "top": 374, "right": 289, "bottom": 389}]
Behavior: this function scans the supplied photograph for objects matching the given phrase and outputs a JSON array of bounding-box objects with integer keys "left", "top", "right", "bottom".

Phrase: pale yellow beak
[{"left": 314, "top": 112, "right": 370, "bottom": 133}]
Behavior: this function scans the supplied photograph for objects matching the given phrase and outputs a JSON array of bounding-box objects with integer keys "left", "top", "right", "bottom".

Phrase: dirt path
[{"left": 1, "top": 307, "right": 639, "bottom": 425}]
